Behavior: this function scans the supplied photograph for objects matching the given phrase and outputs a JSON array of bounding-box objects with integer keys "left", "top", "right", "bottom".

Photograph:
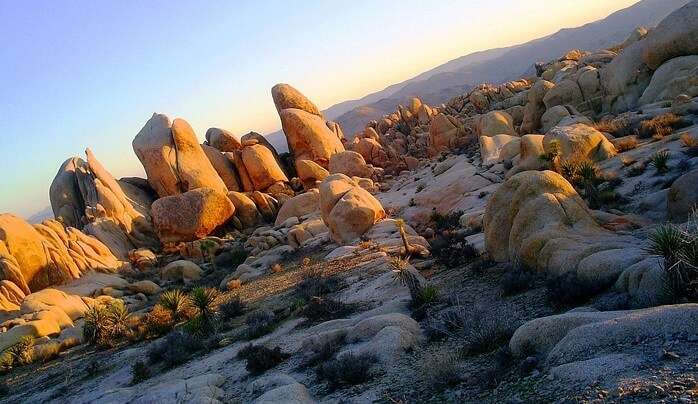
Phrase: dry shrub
[
  {"left": 237, "top": 344, "right": 288, "bottom": 375},
  {"left": 317, "top": 352, "right": 375, "bottom": 388},
  {"left": 613, "top": 136, "right": 639, "bottom": 152},
  {"left": 591, "top": 118, "right": 631, "bottom": 137},
  {"left": 32, "top": 341, "right": 61, "bottom": 363},
  {"left": 681, "top": 132, "right": 698, "bottom": 148},
  {"left": 637, "top": 113, "right": 690, "bottom": 139},
  {"left": 418, "top": 348, "right": 462, "bottom": 389}
]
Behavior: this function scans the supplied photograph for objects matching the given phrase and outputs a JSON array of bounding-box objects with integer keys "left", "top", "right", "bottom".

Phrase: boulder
[
  {"left": 668, "top": 169, "right": 698, "bottom": 221},
  {"left": 543, "top": 123, "right": 616, "bottom": 162},
  {"left": 328, "top": 151, "right": 374, "bottom": 179},
  {"left": 227, "top": 150, "right": 255, "bottom": 192},
  {"left": 476, "top": 110, "right": 516, "bottom": 137},
  {"left": 479, "top": 134, "right": 521, "bottom": 165},
  {"left": 639, "top": 56, "right": 698, "bottom": 104},
  {"left": 428, "top": 113, "right": 462, "bottom": 156},
  {"left": 227, "top": 191, "right": 261, "bottom": 228},
  {"left": 205, "top": 128, "right": 242, "bottom": 152},
  {"left": 272, "top": 83, "right": 322, "bottom": 116},
  {"left": 319, "top": 174, "right": 386, "bottom": 245},
  {"left": 151, "top": 188, "right": 234, "bottom": 243},
  {"left": 241, "top": 144, "right": 289, "bottom": 191},
  {"left": 540, "top": 105, "right": 572, "bottom": 133},
  {"left": 161, "top": 260, "right": 203, "bottom": 283},
  {"left": 280, "top": 109, "right": 345, "bottom": 168},
  {"left": 521, "top": 80, "right": 555, "bottom": 133},
  {"left": 295, "top": 159, "right": 329, "bottom": 190},
  {"left": 543, "top": 79, "right": 584, "bottom": 110},
  {"left": 508, "top": 134, "right": 546, "bottom": 177},
  {"left": 349, "top": 137, "right": 389, "bottom": 168},
  {"left": 201, "top": 144, "right": 241, "bottom": 192},
  {"left": 274, "top": 189, "right": 320, "bottom": 227},
  {"left": 133, "top": 114, "right": 228, "bottom": 197},
  {"left": 640, "top": 1, "right": 698, "bottom": 70}
]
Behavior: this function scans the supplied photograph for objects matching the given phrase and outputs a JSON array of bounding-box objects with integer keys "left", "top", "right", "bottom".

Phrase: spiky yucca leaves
[
  {"left": 645, "top": 220, "right": 698, "bottom": 301},
  {"left": 650, "top": 150, "right": 670, "bottom": 173},
  {"left": 159, "top": 289, "right": 192, "bottom": 323},
  {"left": 390, "top": 257, "right": 424, "bottom": 305},
  {"left": 1, "top": 336, "right": 35, "bottom": 369},
  {"left": 539, "top": 140, "right": 562, "bottom": 172},
  {"left": 83, "top": 300, "right": 131, "bottom": 348},
  {"left": 190, "top": 288, "right": 221, "bottom": 318},
  {"left": 560, "top": 160, "right": 579, "bottom": 183}
]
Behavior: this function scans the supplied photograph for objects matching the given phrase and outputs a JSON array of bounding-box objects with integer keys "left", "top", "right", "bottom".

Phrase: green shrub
[
  {"left": 147, "top": 331, "right": 204, "bottom": 368},
  {"left": 237, "top": 345, "right": 288, "bottom": 375},
  {"left": 83, "top": 301, "right": 130, "bottom": 348},
  {"left": 418, "top": 348, "right": 461, "bottom": 389},
  {"left": 159, "top": 289, "right": 192, "bottom": 323},
  {"left": 317, "top": 352, "right": 375, "bottom": 388},
  {"left": 546, "top": 272, "right": 597, "bottom": 307},
  {"left": 462, "top": 308, "right": 515, "bottom": 355},
  {"left": 650, "top": 150, "right": 671, "bottom": 174},
  {"left": 189, "top": 287, "right": 221, "bottom": 321},
  {"left": 645, "top": 222, "right": 698, "bottom": 301}
]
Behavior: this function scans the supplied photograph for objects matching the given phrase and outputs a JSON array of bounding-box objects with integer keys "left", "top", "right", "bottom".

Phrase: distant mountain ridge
[{"left": 266, "top": 0, "right": 688, "bottom": 151}]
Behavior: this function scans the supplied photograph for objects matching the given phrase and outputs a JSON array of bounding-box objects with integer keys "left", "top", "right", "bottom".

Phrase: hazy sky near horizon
[{"left": 1, "top": 0, "right": 638, "bottom": 217}]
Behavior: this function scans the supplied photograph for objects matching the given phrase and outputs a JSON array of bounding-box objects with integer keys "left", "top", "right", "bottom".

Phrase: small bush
[
  {"left": 219, "top": 296, "right": 245, "bottom": 320},
  {"left": 637, "top": 113, "right": 690, "bottom": 139},
  {"left": 301, "top": 297, "right": 353, "bottom": 322},
  {"left": 431, "top": 234, "right": 479, "bottom": 269},
  {"left": 159, "top": 289, "right": 192, "bottom": 323},
  {"left": 245, "top": 310, "right": 277, "bottom": 339},
  {"left": 237, "top": 345, "right": 288, "bottom": 375},
  {"left": 501, "top": 267, "right": 536, "bottom": 296},
  {"left": 614, "top": 136, "right": 639, "bottom": 152},
  {"left": 190, "top": 287, "right": 221, "bottom": 320},
  {"left": 430, "top": 211, "right": 464, "bottom": 232},
  {"left": 413, "top": 284, "right": 440, "bottom": 308},
  {"left": 317, "top": 352, "right": 375, "bottom": 388},
  {"left": 130, "top": 360, "right": 151, "bottom": 385},
  {"left": 650, "top": 150, "right": 671, "bottom": 173},
  {"left": 680, "top": 133, "right": 697, "bottom": 148},
  {"left": 83, "top": 300, "right": 131, "bottom": 348},
  {"left": 418, "top": 348, "right": 461, "bottom": 389},
  {"left": 147, "top": 331, "right": 204, "bottom": 368},
  {"left": 645, "top": 222, "right": 698, "bottom": 301},
  {"left": 143, "top": 305, "right": 175, "bottom": 337},
  {"left": 301, "top": 337, "right": 344, "bottom": 369},
  {"left": 546, "top": 272, "right": 596, "bottom": 307},
  {"left": 0, "top": 336, "right": 35, "bottom": 370},
  {"left": 32, "top": 341, "right": 61, "bottom": 363},
  {"left": 463, "top": 308, "right": 515, "bottom": 355},
  {"left": 591, "top": 119, "right": 632, "bottom": 137}
]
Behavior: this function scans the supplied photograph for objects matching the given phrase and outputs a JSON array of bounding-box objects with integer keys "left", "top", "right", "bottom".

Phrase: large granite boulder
[
  {"left": 668, "top": 169, "right": 698, "bottom": 222},
  {"left": 241, "top": 143, "right": 289, "bottom": 191},
  {"left": 639, "top": 56, "right": 698, "bottom": 105},
  {"left": 205, "top": 128, "right": 242, "bottom": 152},
  {"left": 274, "top": 189, "right": 320, "bottom": 227},
  {"left": 543, "top": 123, "right": 616, "bottom": 162},
  {"left": 272, "top": 83, "right": 322, "bottom": 116},
  {"left": 151, "top": 188, "right": 234, "bottom": 243},
  {"left": 328, "top": 151, "right": 374, "bottom": 179},
  {"left": 476, "top": 110, "right": 516, "bottom": 137},
  {"left": 428, "top": 113, "right": 463, "bottom": 156},
  {"left": 280, "top": 108, "right": 345, "bottom": 169},
  {"left": 201, "top": 144, "right": 241, "bottom": 192},
  {"left": 319, "top": 174, "right": 385, "bottom": 245},
  {"left": 133, "top": 114, "right": 228, "bottom": 198}
]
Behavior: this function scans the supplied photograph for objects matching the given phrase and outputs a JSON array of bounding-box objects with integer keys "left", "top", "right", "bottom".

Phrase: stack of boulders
[
  {"left": 50, "top": 149, "right": 160, "bottom": 259},
  {"left": 0, "top": 213, "right": 126, "bottom": 312}
]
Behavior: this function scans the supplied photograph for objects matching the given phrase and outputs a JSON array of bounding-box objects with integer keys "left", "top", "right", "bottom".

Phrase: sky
[{"left": 0, "top": 0, "right": 639, "bottom": 218}]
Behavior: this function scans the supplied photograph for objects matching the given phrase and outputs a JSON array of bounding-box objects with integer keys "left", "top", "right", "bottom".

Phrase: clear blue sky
[{"left": 0, "top": 0, "right": 636, "bottom": 217}]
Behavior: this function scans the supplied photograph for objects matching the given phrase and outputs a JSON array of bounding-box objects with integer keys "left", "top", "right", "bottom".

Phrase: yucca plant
[
  {"left": 560, "top": 160, "right": 579, "bottom": 183},
  {"left": 159, "top": 289, "right": 192, "bottom": 323},
  {"left": 83, "top": 300, "right": 131, "bottom": 348},
  {"left": 645, "top": 222, "right": 698, "bottom": 301},
  {"left": 540, "top": 140, "right": 562, "bottom": 172},
  {"left": 577, "top": 160, "right": 600, "bottom": 208},
  {"left": 650, "top": 150, "right": 670, "bottom": 174},
  {"left": 189, "top": 287, "right": 221, "bottom": 321},
  {"left": 390, "top": 257, "right": 422, "bottom": 303}
]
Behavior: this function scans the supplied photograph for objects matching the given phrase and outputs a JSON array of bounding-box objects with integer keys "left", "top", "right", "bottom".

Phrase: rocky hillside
[{"left": 0, "top": 1, "right": 697, "bottom": 403}]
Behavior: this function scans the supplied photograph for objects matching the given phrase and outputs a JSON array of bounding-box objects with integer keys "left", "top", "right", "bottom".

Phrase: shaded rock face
[
  {"left": 151, "top": 188, "right": 234, "bottom": 244},
  {"left": 668, "top": 169, "right": 698, "bottom": 221},
  {"left": 483, "top": 171, "right": 663, "bottom": 303},
  {"left": 428, "top": 113, "right": 464, "bottom": 156},
  {"left": 132, "top": 114, "right": 228, "bottom": 198},
  {"left": 274, "top": 189, "right": 320, "bottom": 227},
  {"left": 0, "top": 213, "right": 123, "bottom": 303},
  {"left": 49, "top": 149, "right": 160, "bottom": 259},
  {"left": 201, "top": 144, "right": 241, "bottom": 192},
  {"left": 227, "top": 191, "right": 261, "bottom": 228},
  {"left": 319, "top": 174, "right": 386, "bottom": 245}
]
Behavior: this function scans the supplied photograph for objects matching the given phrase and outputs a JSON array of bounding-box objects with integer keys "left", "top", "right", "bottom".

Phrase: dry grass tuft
[
  {"left": 637, "top": 113, "right": 690, "bottom": 139},
  {"left": 613, "top": 136, "right": 639, "bottom": 152}
]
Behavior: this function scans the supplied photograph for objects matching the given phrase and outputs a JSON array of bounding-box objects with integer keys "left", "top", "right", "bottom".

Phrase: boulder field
[{"left": 1, "top": 2, "right": 698, "bottom": 402}]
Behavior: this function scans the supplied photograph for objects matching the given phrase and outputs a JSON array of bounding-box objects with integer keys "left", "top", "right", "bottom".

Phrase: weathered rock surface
[
  {"left": 319, "top": 174, "right": 386, "bottom": 244},
  {"left": 272, "top": 83, "right": 322, "bottom": 116},
  {"left": 544, "top": 123, "right": 616, "bottom": 162},
  {"left": 328, "top": 150, "right": 374, "bottom": 179},
  {"left": 668, "top": 168, "right": 698, "bottom": 221},
  {"left": 201, "top": 143, "right": 241, "bottom": 192},
  {"left": 205, "top": 127, "right": 242, "bottom": 152},
  {"left": 280, "top": 108, "right": 345, "bottom": 169},
  {"left": 274, "top": 190, "right": 320, "bottom": 227},
  {"left": 241, "top": 144, "right": 289, "bottom": 191},
  {"left": 151, "top": 188, "right": 234, "bottom": 243}
]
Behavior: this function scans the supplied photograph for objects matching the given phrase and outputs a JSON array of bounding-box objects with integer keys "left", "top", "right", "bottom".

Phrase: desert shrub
[
  {"left": 130, "top": 360, "right": 151, "bottom": 385},
  {"left": 296, "top": 260, "right": 342, "bottom": 301},
  {"left": 83, "top": 300, "right": 131, "bottom": 348},
  {"left": 414, "top": 284, "right": 439, "bottom": 308},
  {"left": 430, "top": 210, "right": 464, "bottom": 232},
  {"left": 681, "top": 133, "right": 697, "bottom": 148},
  {"left": 143, "top": 305, "right": 175, "bottom": 337},
  {"left": 237, "top": 344, "right": 288, "bottom": 375},
  {"left": 0, "top": 336, "right": 35, "bottom": 371},
  {"left": 317, "top": 352, "right": 375, "bottom": 388},
  {"left": 431, "top": 233, "right": 480, "bottom": 269},
  {"left": 245, "top": 310, "right": 277, "bottom": 340},
  {"left": 301, "top": 337, "right": 344, "bottom": 369},
  {"left": 645, "top": 221, "right": 698, "bottom": 302},
  {"left": 219, "top": 296, "right": 245, "bottom": 320},
  {"left": 591, "top": 119, "right": 632, "bottom": 137},
  {"left": 418, "top": 348, "right": 461, "bottom": 389},
  {"left": 301, "top": 297, "right": 354, "bottom": 322},
  {"left": 463, "top": 308, "right": 515, "bottom": 355},
  {"left": 614, "top": 136, "right": 639, "bottom": 152},
  {"left": 650, "top": 150, "right": 671, "bottom": 173},
  {"left": 159, "top": 289, "right": 192, "bottom": 323},
  {"left": 147, "top": 331, "right": 204, "bottom": 368},
  {"left": 539, "top": 139, "right": 562, "bottom": 172},
  {"left": 546, "top": 272, "right": 597, "bottom": 307},
  {"left": 501, "top": 266, "right": 536, "bottom": 296},
  {"left": 559, "top": 160, "right": 579, "bottom": 182},
  {"left": 32, "top": 341, "right": 61, "bottom": 363},
  {"left": 637, "top": 113, "right": 690, "bottom": 139}
]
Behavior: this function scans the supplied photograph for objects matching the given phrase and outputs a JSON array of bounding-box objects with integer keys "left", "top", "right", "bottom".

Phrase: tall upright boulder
[
  {"left": 201, "top": 144, "right": 241, "bottom": 192},
  {"left": 205, "top": 128, "right": 242, "bottom": 152},
  {"left": 280, "top": 108, "right": 345, "bottom": 169},
  {"left": 132, "top": 114, "right": 228, "bottom": 198},
  {"left": 272, "top": 83, "right": 322, "bottom": 116}
]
